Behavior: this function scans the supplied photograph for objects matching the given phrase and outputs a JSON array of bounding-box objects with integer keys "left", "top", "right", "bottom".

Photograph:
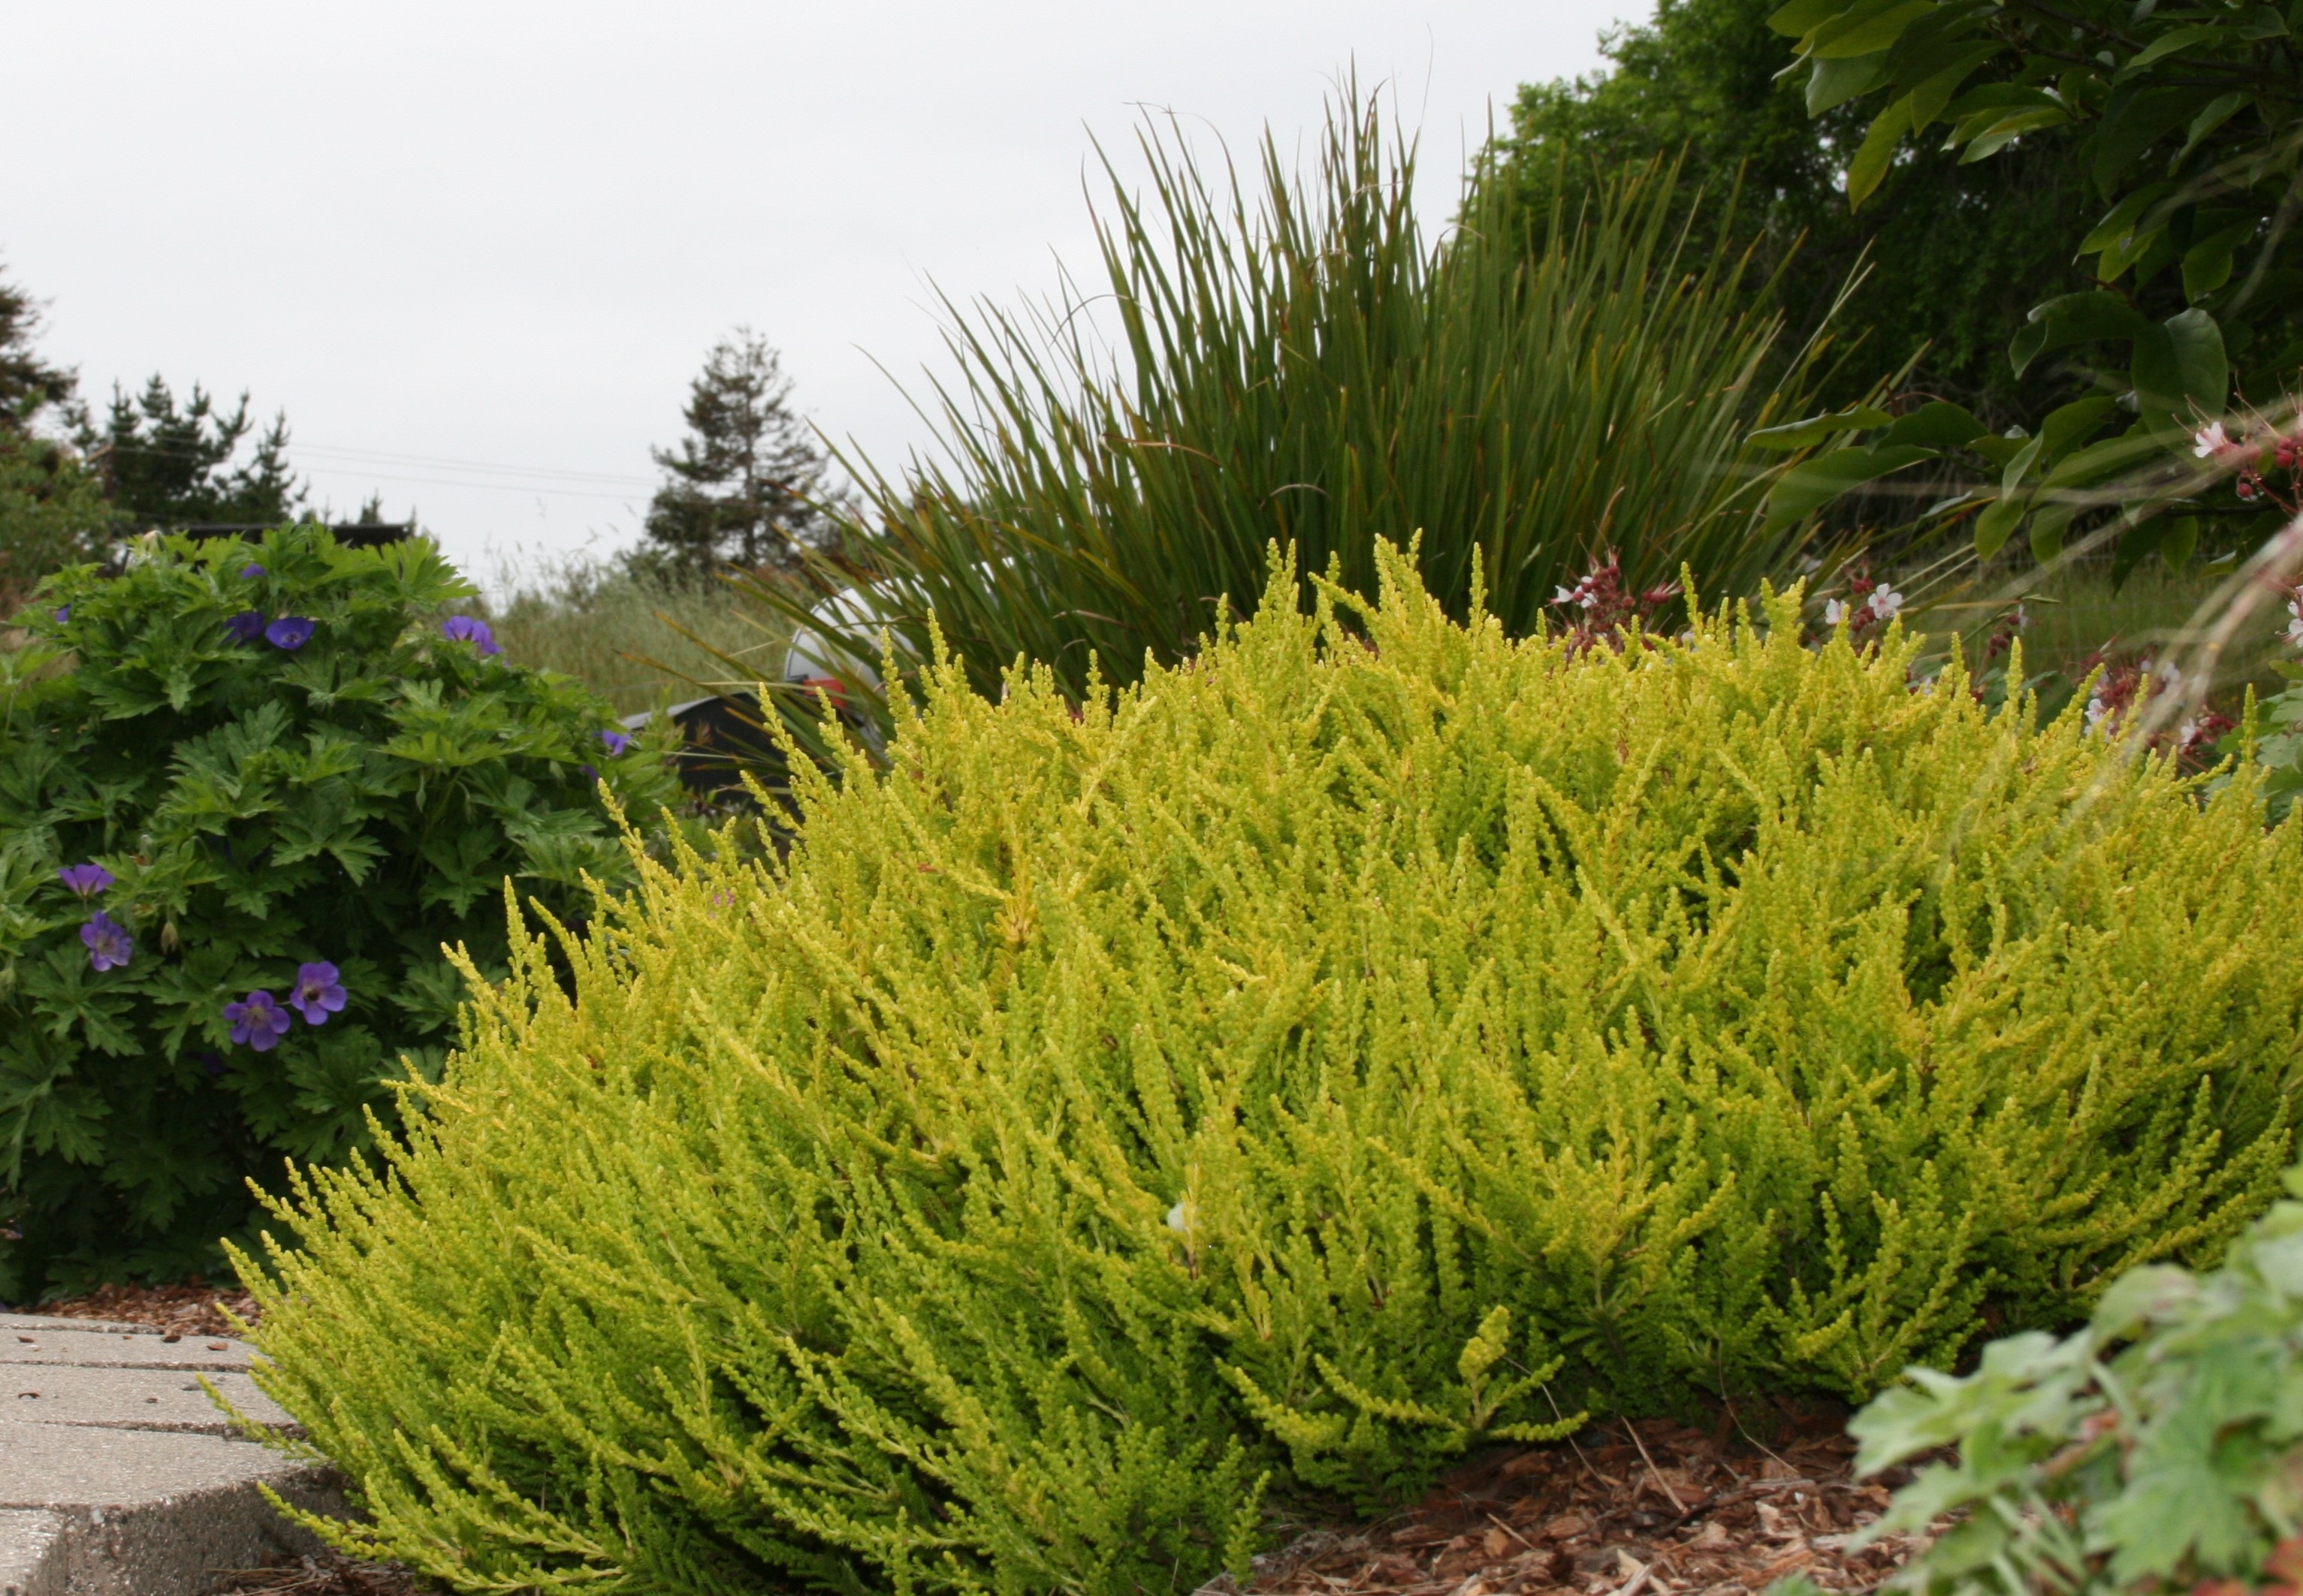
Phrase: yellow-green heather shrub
[{"left": 237, "top": 546, "right": 2303, "bottom": 1596}]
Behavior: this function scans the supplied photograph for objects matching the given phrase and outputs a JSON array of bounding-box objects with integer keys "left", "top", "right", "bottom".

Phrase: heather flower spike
[
  {"left": 441, "top": 616, "right": 501, "bottom": 656},
  {"left": 289, "top": 961, "right": 347, "bottom": 1025},
  {"left": 81, "top": 911, "right": 133, "bottom": 973},
  {"left": 266, "top": 617, "right": 315, "bottom": 650},
  {"left": 57, "top": 863, "right": 114, "bottom": 898},
  {"left": 224, "top": 611, "right": 267, "bottom": 644},
  {"left": 223, "top": 990, "right": 293, "bottom": 1051}
]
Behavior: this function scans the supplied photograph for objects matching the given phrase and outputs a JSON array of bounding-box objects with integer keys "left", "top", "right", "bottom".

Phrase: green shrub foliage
[
  {"left": 1844, "top": 1158, "right": 2303, "bottom": 1596},
  {"left": 0, "top": 525, "right": 679, "bottom": 1296},
  {"left": 239, "top": 545, "right": 2303, "bottom": 1596}
]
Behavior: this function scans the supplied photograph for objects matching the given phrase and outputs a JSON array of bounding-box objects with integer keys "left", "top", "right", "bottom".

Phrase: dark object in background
[
  {"left": 621, "top": 692, "right": 792, "bottom": 805},
  {"left": 180, "top": 523, "right": 412, "bottom": 549}
]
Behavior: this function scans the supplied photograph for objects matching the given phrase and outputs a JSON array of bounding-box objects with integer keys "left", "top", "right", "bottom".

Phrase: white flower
[
  {"left": 2013, "top": 603, "right": 2030, "bottom": 631},
  {"left": 1869, "top": 584, "right": 1905, "bottom": 621},
  {"left": 2178, "top": 718, "right": 2200, "bottom": 746},
  {"left": 1553, "top": 586, "right": 1577, "bottom": 605},
  {"left": 1165, "top": 1198, "right": 1193, "bottom": 1234},
  {"left": 2085, "top": 694, "right": 2109, "bottom": 732},
  {"left": 2194, "top": 421, "right": 2232, "bottom": 457},
  {"left": 1824, "top": 598, "right": 1847, "bottom": 625}
]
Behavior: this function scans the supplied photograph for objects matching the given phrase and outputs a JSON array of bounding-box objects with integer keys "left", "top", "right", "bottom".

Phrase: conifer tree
[
  {"left": 0, "top": 258, "right": 76, "bottom": 429},
  {"left": 80, "top": 376, "right": 304, "bottom": 529},
  {"left": 639, "top": 327, "right": 832, "bottom": 577}
]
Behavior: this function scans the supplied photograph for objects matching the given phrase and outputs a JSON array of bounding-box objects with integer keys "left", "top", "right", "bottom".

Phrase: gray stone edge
[{"left": 0, "top": 1460, "right": 348, "bottom": 1596}]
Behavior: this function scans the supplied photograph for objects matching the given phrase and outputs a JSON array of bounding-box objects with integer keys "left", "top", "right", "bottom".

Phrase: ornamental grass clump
[
  {"left": 240, "top": 544, "right": 2303, "bottom": 1596},
  {"left": 0, "top": 524, "right": 679, "bottom": 1297}
]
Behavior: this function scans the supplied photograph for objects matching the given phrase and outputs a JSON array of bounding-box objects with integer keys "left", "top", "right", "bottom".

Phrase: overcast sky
[{"left": 8, "top": 2, "right": 1632, "bottom": 588}]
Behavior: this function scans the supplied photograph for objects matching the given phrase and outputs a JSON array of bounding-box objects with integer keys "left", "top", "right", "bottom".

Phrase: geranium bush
[
  {"left": 0, "top": 524, "right": 678, "bottom": 1298},
  {"left": 237, "top": 546, "right": 2303, "bottom": 1596}
]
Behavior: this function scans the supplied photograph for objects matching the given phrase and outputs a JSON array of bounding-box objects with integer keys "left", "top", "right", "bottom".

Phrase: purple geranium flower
[
  {"left": 223, "top": 990, "right": 293, "bottom": 1051},
  {"left": 578, "top": 763, "right": 599, "bottom": 783},
  {"left": 197, "top": 1050, "right": 227, "bottom": 1079},
  {"left": 240, "top": 563, "right": 266, "bottom": 578},
  {"left": 440, "top": 615, "right": 501, "bottom": 656},
  {"left": 599, "top": 729, "right": 631, "bottom": 757},
  {"left": 288, "top": 961, "right": 347, "bottom": 1025},
  {"left": 57, "top": 863, "right": 114, "bottom": 898},
  {"left": 52, "top": 605, "right": 68, "bottom": 623},
  {"left": 265, "top": 617, "right": 315, "bottom": 650},
  {"left": 81, "top": 911, "right": 132, "bottom": 973},
  {"left": 225, "top": 610, "right": 267, "bottom": 644}
]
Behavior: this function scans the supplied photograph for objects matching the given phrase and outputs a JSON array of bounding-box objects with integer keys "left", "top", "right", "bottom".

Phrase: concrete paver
[{"left": 0, "top": 1314, "right": 343, "bottom": 1596}]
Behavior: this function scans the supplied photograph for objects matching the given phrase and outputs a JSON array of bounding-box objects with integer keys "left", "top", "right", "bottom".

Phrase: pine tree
[
  {"left": 0, "top": 258, "right": 77, "bottom": 429},
  {"left": 640, "top": 328, "right": 833, "bottom": 577},
  {"left": 82, "top": 376, "right": 304, "bottom": 529}
]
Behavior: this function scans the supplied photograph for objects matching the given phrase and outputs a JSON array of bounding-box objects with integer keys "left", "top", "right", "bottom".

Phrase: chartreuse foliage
[
  {"left": 237, "top": 545, "right": 2303, "bottom": 1596},
  {"left": 1843, "top": 1158, "right": 2303, "bottom": 1596},
  {"left": 0, "top": 525, "right": 679, "bottom": 1298}
]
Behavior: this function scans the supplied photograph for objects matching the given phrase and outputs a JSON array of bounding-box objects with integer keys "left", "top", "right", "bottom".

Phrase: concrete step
[{"left": 0, "top": 1314, "right": 344, "bottom": 1596}]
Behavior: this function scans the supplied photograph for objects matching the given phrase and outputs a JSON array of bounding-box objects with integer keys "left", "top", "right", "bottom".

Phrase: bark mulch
[
  {"left": 33, "top": 1279, "right": 260, "bottom": 1340},
  {"left": 1221, "top": 1411, "right": 1933, "bottom": 1596},
  {"left": 200, "top": 1553, "right": 421, "bottom": 1596}
]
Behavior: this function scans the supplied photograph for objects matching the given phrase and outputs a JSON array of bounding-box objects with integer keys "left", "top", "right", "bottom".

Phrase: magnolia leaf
[
  {"left": 2117, "top": 24, "right": 2223, "bottom": 77},
  {"left": 2030, "top": 502, "right": 2075, "bottom": 563},
  {"left": 1768, "top": 0, "right": 1849, "bottom": 38},
  {"left": 2131, "top": 307, "right": 2229, "bottom": 425},
  {"left": 1808, "top": 50, "right": 1888, "bottom": 115},
  {"left": 1973, "top": 493, "right": 2028, "bottom": 560},
  {"left": 2010, "top": 293, "right": 2150, "bottom": 377},
  {"left": 1813, "top": 0, "right": 1934, "bottom": 58},
  {"left": 1749, "top": 403, "right": 1894, "bottom": 450},
  {"left": 1765, "top": 444, "right": 1936, "bottom": 528},
  {"left": 1961, "top": 107, "right": 2071, "bottom": 161},
  {"left": 1907, "top": 44, "right": 2006, "bottom": 128},
  {"left": 2093, "top": 86, "right": 2215, "bottom": 192},
  {"left": 2175, "top": 90, "right": 2250, "bottom": 166},
  {"left": 2080, "top": 184, "right": 2175, "bottom": 255},
  {"left": 2182, "top": 222, "right": 2253, "bottom": 303},
  {"left": 1882, "top": 401, "right": 1987, "bottom": 449},
  {"left": 2042, "top": 431, "right": 2162, "bottom": 490},
  {"left": 1848, "top": 94, "right": 1914, "bottom": 210},
  {"left": 2039, "top": 396, "right": 2120, "bottom": 463}
]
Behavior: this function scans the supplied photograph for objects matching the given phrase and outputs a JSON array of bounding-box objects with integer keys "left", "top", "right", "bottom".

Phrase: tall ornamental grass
[
  {"left": 755, "top": 93, "right": 1837, "bottom": 709},
  {"left": 237, "top": 545, "right": 2302, "bottom": 1596}
]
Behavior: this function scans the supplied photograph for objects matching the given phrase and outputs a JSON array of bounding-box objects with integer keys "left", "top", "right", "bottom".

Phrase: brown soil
[{"left": 35, "top": 1280, "right": 261, "bottom": 1340}]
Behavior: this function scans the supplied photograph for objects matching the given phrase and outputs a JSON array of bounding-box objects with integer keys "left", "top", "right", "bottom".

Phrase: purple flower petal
[
  {"left": 51, "top": 605, "right": 68, "bottom": 623},
  {"left": 80, "top": 911, "right": 132, "bottom": 973},
  {"left": 240, "top": 564, "right": 266, "bottom": 578},
  {"left": 57, "top": 863, "right": 114, "bottom": 898},
  {"left": 223, "top": 990, "right": 292, "bottom": 1051},
  {"left": 599, "top": 729, "right": 632, "bottom": 757},
  {"left": 441, "top": 616, "right": 500, "bottom": 656},
  {"left": 265, "top": 617, "right": 315, "bottom": 650},
  {"left": 224, "top": 611, "right": 267, "bottom": 644},
  {"left": 290, "top": 961, "right": 348, "bottom": 1025}
]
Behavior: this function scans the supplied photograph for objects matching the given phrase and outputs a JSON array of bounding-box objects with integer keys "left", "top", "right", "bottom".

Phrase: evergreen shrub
[
  {"left": 239, "top": 545, "right": 2303, "bottom": 1596},
  {"left": 0, "top": 524, "right": 678, "bottom": 1296}
]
